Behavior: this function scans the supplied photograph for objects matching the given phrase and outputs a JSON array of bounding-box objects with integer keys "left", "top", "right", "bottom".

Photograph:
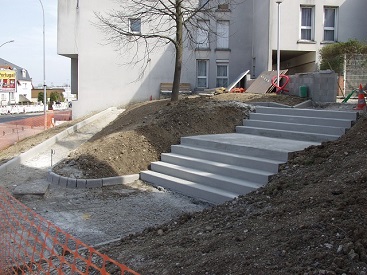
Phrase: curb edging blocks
[
  {"left": 59, "top": 176, "right": 68, "bottom": 187},
  {"left": 47, "top": 170, "right": 139, "bottom": 189},
  {"left": 67, "top": 178, "right": 77, "bottom": 188},
  {"left": 76, "top": 179, "right": 87, "bottom": 189},
  {"left": 87, "top": 179, "right": 103, "bottom": 188},
  {"left": 102, "top": 175, "right": 140, "bottom": 186}
]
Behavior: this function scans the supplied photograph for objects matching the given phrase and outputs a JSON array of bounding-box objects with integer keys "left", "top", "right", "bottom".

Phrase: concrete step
[
  {"left": 255, "top": 106, "right": 358, "bottom": 121},
  {"left": 181, "top": 133, "right": 319, "bottom": 162},
  {"left": 244, "top": 120, "right": 346, "bottom": 136},
  {"left": 249, "top": 113, "right": 353, "bottom": 128},
  {"left": 140, "top": 170, "right": 238, "bottom": 204},
  {"left": 150, "top": 162, "right": 263, "bottom": 195},
  {"left": 161, "top": 153, "right": 273, "bottom": 183},
  {"left": 171, "top": 144, "right": 282, "bottom": 173},
  {"left": 236, "top": 126, "right": 340, "bottom": 142},
  {"left": 141, "top": 106, "right": 356, "bottom": 205}
]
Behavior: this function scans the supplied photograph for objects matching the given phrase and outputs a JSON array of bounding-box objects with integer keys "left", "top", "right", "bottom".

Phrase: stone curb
[
  {"left": 47, "top": 171, "right": 140, "bottom": 189},
  {"left": 293, "top": 100, "right": 313, "bottom": 108},
  {"left": 0, "top": 107, "right": 120, "bottom": 175},
  {"left": 252, "top": 100, "right": 313, "bottom": 109},
  {"left": 252, "top": 102, "right": 292, "bottom": 108}
]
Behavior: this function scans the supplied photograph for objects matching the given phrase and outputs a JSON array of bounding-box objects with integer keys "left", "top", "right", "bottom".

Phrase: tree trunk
[{"left": 171, "top": 1, "right": 183, "bottom": 102}]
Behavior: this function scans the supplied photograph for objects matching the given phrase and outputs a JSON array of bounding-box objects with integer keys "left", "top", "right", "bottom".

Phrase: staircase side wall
[{"left": 287, "top": 71, "right": 338, "bottom": 103}]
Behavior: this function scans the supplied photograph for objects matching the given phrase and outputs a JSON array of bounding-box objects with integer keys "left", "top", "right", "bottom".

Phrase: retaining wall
[{"left": 286, "top": 70, "right": 338, "bottom": 102}]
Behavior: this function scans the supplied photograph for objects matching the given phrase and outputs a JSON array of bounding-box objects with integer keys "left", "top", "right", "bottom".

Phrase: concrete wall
[
  {"left": 57, "top": 0, "right": 79, "bottom": 57},
  {"left": 287, "top": 70, "right": 338, "bottom": 102},
  {"left": 338, "top": 0, "right": 367, "bottom": 42},
  {"left": 226, "top": 1, "right": 254, "bottom": 88},
  {"left": 252, "top": 0, "right": 271, "bottom": 78},
  {"left": 58, "top": 0, "right": 197, "bottom": 118}
]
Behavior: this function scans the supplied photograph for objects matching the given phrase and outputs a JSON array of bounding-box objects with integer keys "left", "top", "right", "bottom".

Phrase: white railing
[{"left": 0, "top": 102, "right": 69, "bottom": 115}]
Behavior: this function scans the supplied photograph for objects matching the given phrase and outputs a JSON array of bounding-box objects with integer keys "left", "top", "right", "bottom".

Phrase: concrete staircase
[{"left": 140, "top": 106, "right": 357, "bottom": 204}]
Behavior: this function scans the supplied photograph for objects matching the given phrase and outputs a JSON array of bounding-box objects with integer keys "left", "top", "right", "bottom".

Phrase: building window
[
  {"left": 300, "top": 6, "right": 314, "bottom": 41},
  {"left": 129, "top": 18, "right": 141, "bottom": 34},
  {"left": 216, "top": 63, "right": 228, "bottom": 87},
  {"left": 217, "top": 0, "right": 230, "bottom": 11},
  {"left": 197, "top": 60, "right": 209, "bottom": 88},
  {"left": 197, "top": 20, "right": 210, "bottom": 49},
  {"left": 22, "top": 69, "right": 27, "bottom": 78},
  {"left": 199, "top": 0, "right": 229, "bottom": 10},
  {"left": 216, "top": 20, "right": 229, "bottom": 49},
  {"left": 324, "top": 7, "right": 337, "bottom": 42}
]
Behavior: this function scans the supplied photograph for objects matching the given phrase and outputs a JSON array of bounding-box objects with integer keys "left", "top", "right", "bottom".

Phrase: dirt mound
[{"left": 3, "top": 92, "right": 366, "bottom": 274}]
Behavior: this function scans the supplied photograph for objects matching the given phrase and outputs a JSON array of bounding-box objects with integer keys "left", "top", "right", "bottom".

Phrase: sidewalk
[
  {"left": 0, "top": 107, "right": 208, "bottom": 246},
  {"left": 0, "top": 107, "right": 124, "bottom": 184}
]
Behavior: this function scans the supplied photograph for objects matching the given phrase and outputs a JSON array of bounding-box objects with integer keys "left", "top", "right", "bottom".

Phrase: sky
[{"left": 1, "top": 0, "right": 70, "bottom": 87}]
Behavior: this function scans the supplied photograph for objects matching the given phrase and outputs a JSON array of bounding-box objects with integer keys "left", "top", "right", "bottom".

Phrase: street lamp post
[
  {"left": 0, "top": 40, "right": 15, "bottom": 48},
  {"left": 38, "top": 0, "right": 47, "bottom": 129},
  {"left": 276, "top": 0, "right": 283, "bottom": 93}
]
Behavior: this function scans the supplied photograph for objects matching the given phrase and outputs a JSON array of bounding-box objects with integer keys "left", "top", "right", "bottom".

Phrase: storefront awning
[{"left": 19, "top": 94, "right": 31, "bottom": 103}]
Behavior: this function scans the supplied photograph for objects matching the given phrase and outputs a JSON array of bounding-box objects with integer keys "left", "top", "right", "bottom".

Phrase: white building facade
[
  {"left": 58, "top": 0, "right": 367, "bottom": 118},
  {"left": 0, "top": 58, "right": 33, "bottom": 106}
]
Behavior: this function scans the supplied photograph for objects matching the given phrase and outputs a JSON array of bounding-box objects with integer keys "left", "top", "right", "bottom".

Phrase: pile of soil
[{"left": 3, "top": 92, "right": 367, "bottom": 274}]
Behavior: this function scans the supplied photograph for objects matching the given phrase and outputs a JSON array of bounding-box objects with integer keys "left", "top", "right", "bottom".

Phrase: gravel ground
[{"left": 0, "top": 107, "right": 209, "bottom": 246}]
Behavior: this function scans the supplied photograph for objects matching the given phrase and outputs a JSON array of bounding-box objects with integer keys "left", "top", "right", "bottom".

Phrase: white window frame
[
  {"left": 197, "top": 20, "right": 210, "bottom": 49},
  {"left": 129, "top": 18, "right": 141, "bottom": 34},
  {"left": 216, "top": 20, "right": 229, "bottom": 49},
  {"left": 300, "top": 6, "right": 314, "bottom": 41},
  {"left": 216, "top": 62, "right": 229, "bottom": 88},
  {"left": 323, "top": 7, "right": 338, "bottom": 42},
  {"left": 197, "top": 60, "right": 209, "bottom": 89}
]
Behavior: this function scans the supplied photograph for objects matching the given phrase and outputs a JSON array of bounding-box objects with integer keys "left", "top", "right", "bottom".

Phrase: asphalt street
[{"left": 0, "top": 112, "right": 44, "bottom": 123}]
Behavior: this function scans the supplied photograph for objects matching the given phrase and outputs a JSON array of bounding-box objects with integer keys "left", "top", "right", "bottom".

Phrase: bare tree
[{"left": 95, "top": 0, "right": 236, "bottom": 101}]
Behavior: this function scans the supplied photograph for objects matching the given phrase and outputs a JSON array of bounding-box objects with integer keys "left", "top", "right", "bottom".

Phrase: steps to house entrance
[{"left": 140, "top": 106, "right": 358, "bottom": 205}]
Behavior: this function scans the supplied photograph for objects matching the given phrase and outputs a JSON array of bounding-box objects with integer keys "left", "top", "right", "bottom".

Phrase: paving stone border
[{"left": 47, "top": 171, "right": 140, "bottom": 189}]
